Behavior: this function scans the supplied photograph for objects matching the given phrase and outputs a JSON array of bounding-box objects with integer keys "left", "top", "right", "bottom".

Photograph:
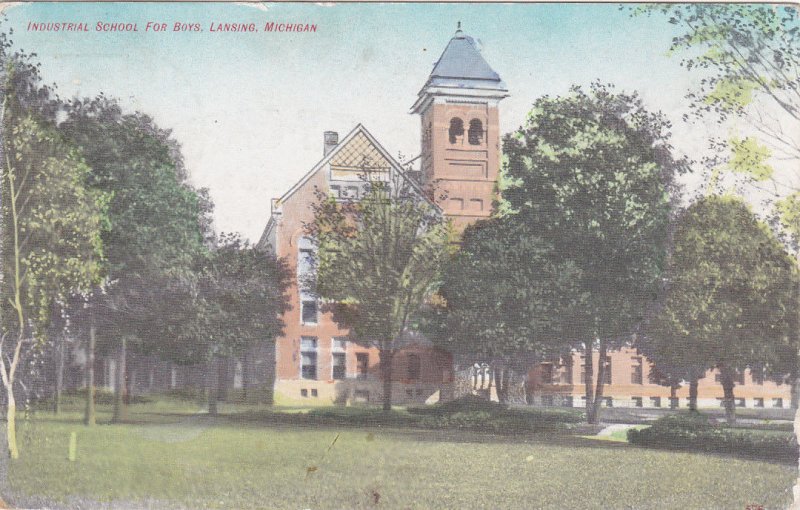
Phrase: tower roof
[
  {"left": 412, "top": 25, "right": 508, "bottom": 113},
  {"left": 429, "top": 29, "right": 503, "bottom": 86}
]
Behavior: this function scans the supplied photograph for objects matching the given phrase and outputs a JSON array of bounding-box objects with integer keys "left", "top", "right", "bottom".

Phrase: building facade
[
  {"left": 526, "top": 347, "right": 791, "bottom": 410},
  {"left": 257, "top": 26, "right": 792, "bottom": 411}
]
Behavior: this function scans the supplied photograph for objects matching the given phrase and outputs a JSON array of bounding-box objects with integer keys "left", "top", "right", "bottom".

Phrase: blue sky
[{"left": 3, "top": 2, "right": 715, "bottom": 240}]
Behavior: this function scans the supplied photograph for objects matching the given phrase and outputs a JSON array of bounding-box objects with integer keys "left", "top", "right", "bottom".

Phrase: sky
[{"left": 0, "top": 2, "right": 763, "bottom": 240}]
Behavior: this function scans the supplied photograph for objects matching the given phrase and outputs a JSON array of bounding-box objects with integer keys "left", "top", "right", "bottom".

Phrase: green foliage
[
  {"left": 309, "top": 177, "right": 450, "bottom": 347},
  {"left": 192, "top": 233, "right": 290, "bottom": 361},
  {"left": 501, "top": 83, "right": 684, "bottom": 344},
  {"left": 628, "top": 413, "right": 798, "bottom": 463},
  {"left": 642, "top": 196, "right": 798, "bottom": 384},
  {"left": 727, "top": 136, "right": 773, "bottom": 181},
  {"left": 637, "top": 5, "right": 799, "bottom": 122},
  {"left": 1, "top": 114, "right": 107, "bottom": 338},
  {"left": 58, "top": 97, "right": 213, "bottom": 353},
  {"left": 425, "top": 217, "right": 585, "bottom": 370},
  {"left": 776, "top": 192, "right": 800, "bottom": 241}
]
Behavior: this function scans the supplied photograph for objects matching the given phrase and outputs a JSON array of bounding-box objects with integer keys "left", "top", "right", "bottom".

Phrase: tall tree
[
  {"left": 307, "top": 174, "right": 450, "bottom": 411},
  {"left": 154, "top": 233, "right": 290, "bottom": 415},
  {"left": 59, "top": 96, "right": 211, "bottom": 423},
  {"left": 642, "top": 196, "right": 797, "bottom": 424},
  {"left": 502, "top": 83, "right": 686, "bottom": 424},
  {"left": 0, "top": 81, "right": 105, "bottom": 457},
  {"left": 422, "top": 217, "right": 585, "bottom": 403}
]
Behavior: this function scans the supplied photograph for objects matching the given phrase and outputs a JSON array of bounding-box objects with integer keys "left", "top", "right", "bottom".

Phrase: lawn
[{"left": 4, "top": 399, "right": 795, "bottom": 509}]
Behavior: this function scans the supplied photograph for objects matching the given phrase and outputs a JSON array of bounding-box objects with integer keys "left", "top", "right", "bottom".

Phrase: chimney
[{"left": 323, "top": 131, "right": 339, "bottom": 156}]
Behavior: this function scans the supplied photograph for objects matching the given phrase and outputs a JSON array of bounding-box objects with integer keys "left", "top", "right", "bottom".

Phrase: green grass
[{"left": 6, "top": 400, "right": 795, "bottom": 509}]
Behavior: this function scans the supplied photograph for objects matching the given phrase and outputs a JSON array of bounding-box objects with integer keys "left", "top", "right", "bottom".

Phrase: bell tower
[{"left": 411, "top": 24, "right": 509, "bottom": 232}]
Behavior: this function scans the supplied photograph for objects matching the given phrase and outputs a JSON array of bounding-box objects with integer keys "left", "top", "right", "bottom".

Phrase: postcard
[{"left": 0, "top": 2, "right": 797, "bottom": 509}]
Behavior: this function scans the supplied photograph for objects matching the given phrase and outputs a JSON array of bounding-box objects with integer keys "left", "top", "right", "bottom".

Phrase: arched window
[
  {"left": 468, "top": 119, "right": 484, "bottom": 145},
  {"left": 448, "top": 117, "right": 464, "bottom": 144}
]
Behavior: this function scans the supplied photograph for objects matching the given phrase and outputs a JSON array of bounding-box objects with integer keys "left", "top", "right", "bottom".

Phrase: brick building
[{"left": 256, "top": 26, "right": 792, "bottom": 410}]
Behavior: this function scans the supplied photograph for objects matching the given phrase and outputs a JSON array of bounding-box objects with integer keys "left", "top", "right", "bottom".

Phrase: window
[
  {"left": 717, "top": 398, "right": 725, "bottom": 407},
  {"left": 562, "top": 396, "right": 574, "bottom": 407},
  {"left": 301, "top": 300, "right": 318, "bottom": 324},
  {"left": 345, "top": 185, "right": 359, "bottom": 199},
  {"left": 356, "top": 353, "right": 369, "bottom": 380},
  {"left": 631, "top": 357, "right": 643, "bottom": 385},
  {"left": 669, "top": 397, "right": 679, "bottom": 409},
  {"left": 540, "top": 363, "right": 554, "bottom": 385},
  {"left": 561, "top": 356, "right": 574, "bottom": 384},
  {"left": 714, "top": 372, "right": 722, "bottom": 383},
  {"left": 735, "top": 371, "right": 745, "bottom": 385},
  {"left": 329, "top": 184, "right": 341, "bottom": 198},
  {"left": 407, "top": 354, "right": 421, "bottom": 380},
  {"left": 751, "top": 368, "right": 764, "bottom": 385},
  {"left": 449, "top": 197, "right": 464, "bottom": 210},
  {"left": 754, "top": 397, "right": 764, "bottom": 408},
  {"left": 298, "top": 247, "right": 315, "bottom": 278},
  {"left": 632, "top": 396, "right": 643, "bottom": 408},
  {"left": 301, "top": 389, "right": 308, "bottom": 397},
  {"left": 603, "top": 397, "right": 613, "bottom": 408},
  {"left": 469, "top": 198, "right": 484, "bottom": 211},
  {"left": 650, "top": 396, "right": 661, "bottom": 408},
  {"left": 448, "top": 117, "right": 464, "bottom": 144},
  {"left": 602, "top": 356, "right": 612, "bottom": 385},
  {"left": 332, "top": 353, "right": 346, "bottom": 380},
  {"left": 580, "top": 364, "right": 587, "bottom": 385},
  {"left": 735, "top": 398, "right": 745, "bottom": 408},
  {"left": 332, "top": 338, "right": 346, "bottom": 380},
  {"left": 311, "top": 388, "right": 318, "bottom": 398},
  {"left": 468, "top": 119, "right": 484, "bottom": 145},
  {"left": 773, "top": 398, "right": 784, "bottom": 408},
  {"left": 301, "top": 337, "right": 318, "bottom": 380}
]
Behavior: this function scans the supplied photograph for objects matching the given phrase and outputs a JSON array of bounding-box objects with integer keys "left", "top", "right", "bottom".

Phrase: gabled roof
[{"left": 257, "top": 124, "right": 439, "bottom": 249}]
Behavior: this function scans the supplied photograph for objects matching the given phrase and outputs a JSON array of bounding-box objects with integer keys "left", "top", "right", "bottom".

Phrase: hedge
[{"left": 627, "top": 414, "right": 798, "bottom": 463}]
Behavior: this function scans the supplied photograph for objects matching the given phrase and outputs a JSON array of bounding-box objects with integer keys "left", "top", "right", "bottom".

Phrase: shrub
[
  {"left": 627, "top": 413, "right": 797, "bottom": 463},
  {"left": 408, "top": 395, "right": 508, "bottom": 416}
]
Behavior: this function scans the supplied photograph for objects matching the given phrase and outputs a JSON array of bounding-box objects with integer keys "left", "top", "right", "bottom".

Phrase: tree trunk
[
  {"left": 689, "top": 377, "right": 698, "bottom": 412},
  {"left": 84, "top": 323, "right": 96, "bottom": 426},
  {"left": 670, "top": 383, "right": 678, "bottom": 409},
  {"left": 217, "top": 357, "right": 228, "bottom": 402},
  {"left": 380, "top": 349, "right": 393, "bottom": 412},
  {"left": 207, "top": 356, "right": 218, "bottom": 416},
  {"left": 242, "top": 352, "right": 249, "bottom": 402},
  {"left": 53, "top": 332, "right": 65, "bottom": 415},
  {"left": 720, "top": 366, "right": 736, "bottom": 425},
  {"left": 112, "top": 337, "right": 128, "bottom": 423},
  {"left": 494, "top": 366, "right": 507, "bottom": 404},
  {"left": 6, "top": 388, "right": 17, "bottom": 459},
  {"left": 589, "top": 340, "right": 608, "bottom": 425},
  {"left": 583, "top": 341, "right": 594, "bottom": 421}
]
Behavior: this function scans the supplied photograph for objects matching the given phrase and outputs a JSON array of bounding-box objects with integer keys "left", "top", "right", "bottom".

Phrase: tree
[
  {"left": 173, "top": 233, "right": 289, "bottom": 415},
  {"left": 307, "top": 173, "right": 450, "bottom": 411},
  {"left": 59, "top": 96, "right": 211, "bottom": 424},
  {"left": 0, "top": 90, "right": 105, "bottom": 456},
  {"left": 422, "top": 216, "right": 585, "bottom": 403},
  {"left": 502, "top": 83, "right": 686, "bottom": 424},
  {"left": 642, "top": 196, "right": 797, "bottom": 424}
]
